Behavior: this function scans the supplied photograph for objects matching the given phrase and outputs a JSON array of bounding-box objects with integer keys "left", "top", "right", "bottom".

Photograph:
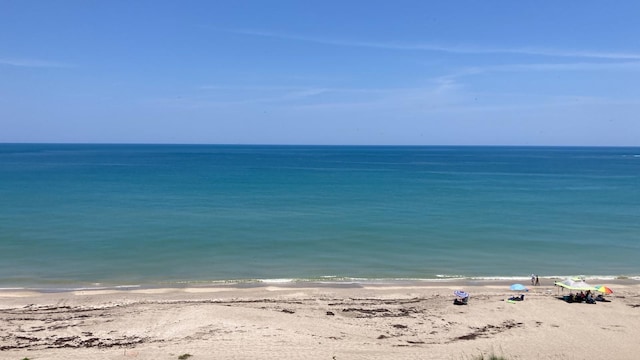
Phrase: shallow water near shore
[{"left": 1, "top": 144, "right": 639, "bottom": 289}]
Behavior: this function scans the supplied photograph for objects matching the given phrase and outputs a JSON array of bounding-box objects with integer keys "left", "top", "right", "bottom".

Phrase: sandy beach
[{"left": 1, "top": 279, "right": 639, "bottom": 360}]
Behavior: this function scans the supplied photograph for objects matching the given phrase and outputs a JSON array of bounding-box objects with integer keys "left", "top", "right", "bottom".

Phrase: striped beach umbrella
[
  {"left": 454, "top": 290, "right": 469, "bottom": 298},
  {"left": 594, "top": 285, "right": 613, "bottom": 294}
]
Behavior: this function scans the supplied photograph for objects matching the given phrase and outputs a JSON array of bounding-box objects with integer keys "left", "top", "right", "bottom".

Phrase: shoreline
[{"left": 2, "top": 275, "right": 638, "bottom": 294}]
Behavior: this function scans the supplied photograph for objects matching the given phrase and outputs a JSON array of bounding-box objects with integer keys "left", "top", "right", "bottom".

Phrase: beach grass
[
  {"left": 476, "top": 356, "right": 507, "bottom": 360},
  {"left": 470, "top": 348, "right": 508, "bottom": 360},
  {"left": 472, "top": 355, "right": 507, "bottom": 360}
]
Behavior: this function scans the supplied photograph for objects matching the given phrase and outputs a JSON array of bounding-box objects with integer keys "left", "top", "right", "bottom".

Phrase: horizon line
[{"left": 1, "top": 142, "right": 638, "bottom": 148}]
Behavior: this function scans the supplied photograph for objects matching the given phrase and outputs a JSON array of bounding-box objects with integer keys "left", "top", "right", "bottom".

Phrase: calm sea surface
[{"left": 1, "top": 144, "right": 638, "bottom": 289}]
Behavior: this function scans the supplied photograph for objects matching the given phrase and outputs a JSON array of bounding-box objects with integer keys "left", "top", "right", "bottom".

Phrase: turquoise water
[{"left": 0, "top": 144, "right": 638, "bottom": 288}]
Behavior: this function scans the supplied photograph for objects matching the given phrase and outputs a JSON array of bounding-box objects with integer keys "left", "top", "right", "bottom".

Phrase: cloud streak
[
  {"left": 437, "top": 61, "right": 640, "bottom": 83},
  {"left": 228, "top": 28, "right": 640, "bottom": 60},
  {"left": 0, "top": 57, "right": 72, "bottom": 68}
]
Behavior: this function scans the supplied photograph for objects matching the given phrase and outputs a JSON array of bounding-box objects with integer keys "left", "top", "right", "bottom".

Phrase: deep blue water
[{"left": 0, "top": 144, "right": 638, "bottom": 288}]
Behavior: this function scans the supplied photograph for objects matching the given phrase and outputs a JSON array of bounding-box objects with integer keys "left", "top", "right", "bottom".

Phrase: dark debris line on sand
[
  {"left": 0, "top": 304, "right": 148, "bottom": 351},
  {"left": 0, "top": 334, "right": 147, "bottom": 351},
  {"left": 453, "top": 320, "right": 524, "bottom": 342}
]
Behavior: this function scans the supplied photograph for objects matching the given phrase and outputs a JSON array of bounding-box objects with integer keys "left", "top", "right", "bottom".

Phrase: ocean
[{"left": 0, "top": 144, "right": 638, "bottom": 289}]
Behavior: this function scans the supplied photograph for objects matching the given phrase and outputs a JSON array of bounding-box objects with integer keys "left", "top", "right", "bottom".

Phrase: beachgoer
[
  {"left": 531, "top": 274, "right": 535, "bottom": 285},
  {"left": 454, "top": 296, "right": 468, "bottom": 305},
  {"left": 535, "top": 275, "right": 540, "bottom": 286},
  {"left": 595, "top": 294, "right": 608, "bottom": 302},
  {"left": 586, "top": 290, "right": 596, "bottom": 304}
]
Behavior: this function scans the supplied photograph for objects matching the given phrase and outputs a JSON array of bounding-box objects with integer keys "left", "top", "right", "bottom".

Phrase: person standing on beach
[
  {"left": 531, "top": 274, "right": 535, "bottom": 285},
  {"left": 535, "top": 275, "right": 540, "bottom": 286}
]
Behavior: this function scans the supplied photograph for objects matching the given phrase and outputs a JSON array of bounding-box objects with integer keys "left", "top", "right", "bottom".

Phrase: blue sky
[{"left": 2, "top": 1, "right": 640, "bottom": 145}]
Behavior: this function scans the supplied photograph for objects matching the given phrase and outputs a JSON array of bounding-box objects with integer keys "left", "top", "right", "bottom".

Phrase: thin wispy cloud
[
  {"left": 199, "top": 85, "right": 306, "bottom": 91},
  {"left": 480, "top": 61, "right": 640, "bottom": 72},
  {"left": 171, "top": 56, "right": 640, "bottom": 112},
  {"left": 199, "top": 84, "right": 398, "bottom": 95},
  {"left": 437, "top": 61, "right": 640, "bottom": 83},
  {"left": 199, "top": 85, "right": 330, "bottom": 102},
  {"left": 0, "top": 57, "right": 72, "bottom": 68},
  {"left": 153, "top": 84, "right": 444, "bottom": 110},
  {"left": 228, "top": 28, "right": 640, "bottom": 60},
  {"left": 153, "top": 86, "right": 334, "bottom": 109}
]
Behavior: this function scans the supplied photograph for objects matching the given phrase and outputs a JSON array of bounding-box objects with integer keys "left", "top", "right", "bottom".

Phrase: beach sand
[{"left": 1, "top": 279, "right": 639, "bottom": 360}]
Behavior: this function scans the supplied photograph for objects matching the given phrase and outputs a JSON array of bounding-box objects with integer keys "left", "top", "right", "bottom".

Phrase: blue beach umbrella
[
  {"left": 454, "top": 290, "right": 469, "bottom": 298},
  {"left": 510, "top": 283, "right": 529, "bottom": 291}
]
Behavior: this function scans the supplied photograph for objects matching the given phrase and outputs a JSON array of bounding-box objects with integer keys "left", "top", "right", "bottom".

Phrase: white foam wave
[
  {"left": 115, "top": 285, "right": 141, "bottom": 289},
  {"left": 259, "top": 278, "right": 295, "bottom": 284}
]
